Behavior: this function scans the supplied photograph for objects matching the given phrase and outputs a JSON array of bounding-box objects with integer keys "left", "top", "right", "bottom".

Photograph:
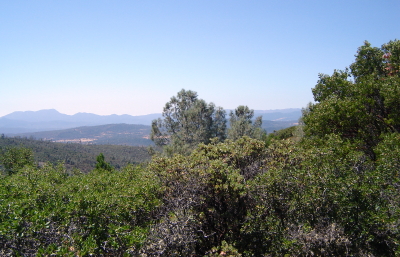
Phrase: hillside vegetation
[
  {"left": 0, "top": 136, "right": 151, "bottom": 172},
  {"left": 8, "top": 121, "right": 297, "bottom": 147},
  {"left": 14, "top": 124, "right": 154, "bottom": 146},
  {"left": 1, "top": 39, "right": 400, "bottom": 256}
]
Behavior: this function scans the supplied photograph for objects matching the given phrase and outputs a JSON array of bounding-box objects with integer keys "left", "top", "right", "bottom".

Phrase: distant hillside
[
  {"left": 15, "top": 124, "right": 153, "bottom": 146},
  {"left": 254, "top": 109, "right": 302, "bottom": 121},
  {"left": 0, "top": 108, "right": 302, "bottom": 134},
  {"left": 9, "top": 119, "right": 298, "bottom": 147},
  {"left": 262, "top": 120, "right": 298, "bottom": 133},
  {"left": 0, "top": 136, "right": 151, "bottom": 173},
  {"left": 0, "top": 109, "right": 162, "bottom": 134}
]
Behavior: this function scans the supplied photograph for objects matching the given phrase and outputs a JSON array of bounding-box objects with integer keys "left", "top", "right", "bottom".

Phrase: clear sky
[{"left": 1, "top": 0, "right": 399, "bottom": 117}]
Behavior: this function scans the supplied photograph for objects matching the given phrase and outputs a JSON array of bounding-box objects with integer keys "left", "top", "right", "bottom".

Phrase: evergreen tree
[
  {"left": 95, "top": 153, "right": 113, "bottom": 171},
  {"left": 227, "top": 105, "right": 265, "bottom": 140},
  {"left": 150, "top": 89, "right": 227, "bottom": 155}
]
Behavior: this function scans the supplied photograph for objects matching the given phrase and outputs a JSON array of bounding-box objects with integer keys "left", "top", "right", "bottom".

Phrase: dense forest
[
  {"left": 1, "top": 40, "right": 400, "bottom": 256},
  {"left": 0, "top": 136, "right": 151, "bottom": 173}
]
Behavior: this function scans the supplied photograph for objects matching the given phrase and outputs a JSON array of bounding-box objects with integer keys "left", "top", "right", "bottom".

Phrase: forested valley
[
  {"left": 0, "top": 136, "right": 151, "bottom": 173},
  {"left": 1, "top": 40, "right": 400, "bottom": 256}
]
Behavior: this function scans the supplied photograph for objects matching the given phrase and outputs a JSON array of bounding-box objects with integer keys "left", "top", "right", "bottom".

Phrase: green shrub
[{"left": 0, "top": 163, "right": 161, "bottom": 256}]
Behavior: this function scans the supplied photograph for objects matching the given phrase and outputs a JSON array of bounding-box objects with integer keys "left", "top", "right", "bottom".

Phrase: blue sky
[{"left": 1, "top": 0, "right": 399, "bottom": 116}]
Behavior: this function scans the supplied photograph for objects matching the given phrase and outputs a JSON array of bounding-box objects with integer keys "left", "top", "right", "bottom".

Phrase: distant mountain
[
  {"left": 2, "top": 109, "right": 70, "bottom": 122},
  {"left": 15, "top": 123, "right": 153, "bottom": 146},
  {"left": 2, "top": 109, "right": 163, "bottom": 124},
  {"left": 224, "top": 108, "right": 302, "bottom": 121},
  {"left": 1, "top": 109, "right": 162, "bottom": 134},
  {"left": 262, "top": 120, "right": 298, "bottom": 133},
  {"left": 0, "top": 117, "right": 88, "bottom": 134},
  {"left": 0, "top": 108, "right": 302, "bottom": 134},
  {"left": 253, "top": 109, "right": 302, "bottom": 121}
]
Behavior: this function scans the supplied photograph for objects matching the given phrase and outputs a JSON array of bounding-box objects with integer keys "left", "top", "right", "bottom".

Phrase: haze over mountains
[
  {"left": 0, "top": 109, "right": 161, "bottom": 134},
  {"left": 0, "top": 109, "right": 302, "bottom": 135}
]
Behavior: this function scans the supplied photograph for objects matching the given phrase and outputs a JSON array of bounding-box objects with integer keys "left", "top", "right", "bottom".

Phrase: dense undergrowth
[
  {"left": 1, "top": 134, "right": 399, "bottom": 256},
  {"left": 0, "top": 164, "right": 160, "bottom": 256}
]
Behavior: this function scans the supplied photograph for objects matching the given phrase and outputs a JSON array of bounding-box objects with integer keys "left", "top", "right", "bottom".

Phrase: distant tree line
[{"left": 0, "top": 136, "right": 150, "bottom": 173}]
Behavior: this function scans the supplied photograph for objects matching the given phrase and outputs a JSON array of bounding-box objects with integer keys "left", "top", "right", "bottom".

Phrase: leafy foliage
[
  {"left": 143, "top": 137, "right": 265, "bottom": 255},
  {"left": 228, "top": 105, "right": 265, "bottom": 140},
  {"left": 0, "top": 163, "right": 161, "bottom": 256},
  {"left": 0, "top": 146, "right": 34, "bottom": 174},
  {"left": 303, "top": 40, "right": 400, "bottom": 159},
  {"left": 151, "top": 89, "right": 227, "bottom": 155},
  {"left": 264, "top": 125, "right": 298, "bottom": 145},
  {"left": 247, "top": 136, "right": 399, "bottom": 256}
]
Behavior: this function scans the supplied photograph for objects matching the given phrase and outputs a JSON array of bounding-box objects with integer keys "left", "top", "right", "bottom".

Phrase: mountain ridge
[{"left": 0, "top": 109, "right": 302, "bottom": 134}]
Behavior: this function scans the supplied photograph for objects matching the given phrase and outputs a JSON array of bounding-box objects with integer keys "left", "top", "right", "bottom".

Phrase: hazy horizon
[
  {"left": 1, "top": 1, "right": 398, "bottom": 117},
  {"left": 1, "top": 107, "right": 303, "bottom": 118}
]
